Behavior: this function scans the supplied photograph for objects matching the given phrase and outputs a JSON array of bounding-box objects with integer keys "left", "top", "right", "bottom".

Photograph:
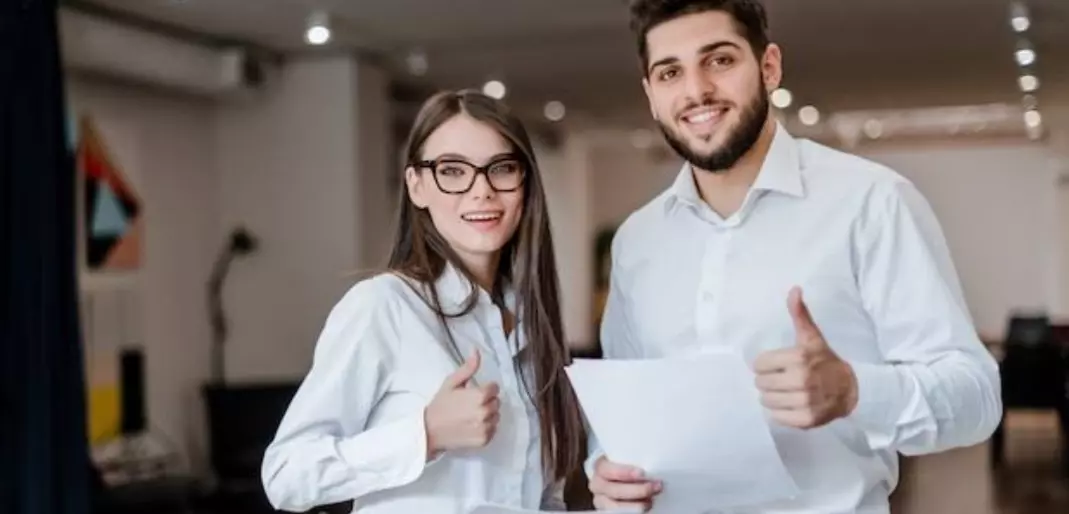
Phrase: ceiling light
[
  {"left": 1024, "top": 109, "right": 1042, "bottom": 128},
  {"left": 305, "top": 10, "right": 331, "bottom": 45},
  {"left": 482, "top": 80, "right": 506, "bottom": 99},
  {"left": 1010, "top": 2, "right": 1031, "bottom": 33},
  {"left": 630, "top": 129, "right": 656, "bottom": 150},
  {"left": 798, "top": 105, "right": 821, "bottom": 126},
  {"left": 543, "top": 101, "right": 566, "bottom": 122},
  {"left": 770, "top": 88, "right": 793, "bottom": 109},
  {"left": 1015, "top": 40, "right": 1036, "bottom": 66},
  {"left": 863, "top": 119, "right": 884, "bottom": 139},
  {"left": 406, "top": 49, "right": 428, "bottom": 76},
  {"left": 1018, "top": 74, "right": 1039, "bottom": 92}
]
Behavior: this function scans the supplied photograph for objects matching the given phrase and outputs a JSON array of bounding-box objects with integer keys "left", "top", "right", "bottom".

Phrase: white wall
[
  {"left": 215, "top": 56, "right": 393, "bottom": 382},
  {"left": 575, "top": 129, "right": 1063, "bottom": 339},
  {"left": 70, "top": 54, "right": 395, "bottom": 476},
  {"left": 70, "top": 74, "right": 219, "bottom": 474},
  {"left": 860, "top": 140, "right": 1061, "bottom": 337}
]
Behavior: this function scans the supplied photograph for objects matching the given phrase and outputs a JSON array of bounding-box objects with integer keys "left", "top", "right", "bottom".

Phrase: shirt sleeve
[
  {"left": 848, "top": 179, "right": 1002, "bottom": 455},
  {"left": 261, "top": 279, "right": 433, "bottom": 511}
]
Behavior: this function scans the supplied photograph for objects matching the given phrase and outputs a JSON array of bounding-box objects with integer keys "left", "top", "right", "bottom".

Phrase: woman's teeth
[{"left": 462, "top": 213, "right": 502, "bottom": 221}]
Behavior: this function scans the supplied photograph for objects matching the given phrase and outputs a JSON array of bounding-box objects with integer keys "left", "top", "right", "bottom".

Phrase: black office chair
[
  {"left": 197, "top": 382, "right": 353, "bottom": 514},
  {"left": 991, "top": 315, "right": 1069, "bottom": 473}
]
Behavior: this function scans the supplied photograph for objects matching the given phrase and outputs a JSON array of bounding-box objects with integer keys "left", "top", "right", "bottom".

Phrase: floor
[
  {"left": 891, "top": 410, "right": 1069, "bottom": 514},
  {"left": 992, "top": 411, "right": 1069, "bottom": 514}
]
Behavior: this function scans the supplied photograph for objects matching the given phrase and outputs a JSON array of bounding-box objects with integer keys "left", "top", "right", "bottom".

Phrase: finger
[
  {"left": 770, "top": 407, "right": 820, "bottom": 429},
  {"left": 480, "top": 399, "right": 501, "bottom": 422},
  {"left": 595, "top": 456, "right": 647, "bottom": 482},
  {"left": 755, "top": 369, "right": 807, "bottom": 392},
  {"left": 483, "top": 418, "right": 498, "bottom": 443},
  {"left": 442, "top": 349, "right": 481, "bottom": 389},
  {"left": 752, "top": 348, "right": 804, "bottom": 374},
  {"left": 484, "top": 410, "right": 500, "bottom": 427},
  {"left": 589, "top": 479, "right": 662, "bottom": 502},
  {"left": 759, "top": 390, "right": 811, "bottom": 410},
  {"left": 593, "top": 495, "right": 652, "bottom": 513},
  {"left": 479, "top": 381, "right": 500, "bottom": 403},
  {"left": 788, "top": 287, "right": 825, "bottom": 348}
]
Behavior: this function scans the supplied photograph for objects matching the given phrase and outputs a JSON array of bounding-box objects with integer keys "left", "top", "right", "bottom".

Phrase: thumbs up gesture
[
  {"left": 424, "top": 350, "right": 501, "bottom": 457},
  {"left": 753, "top": 287, "right": 859, "bottom": 429}
]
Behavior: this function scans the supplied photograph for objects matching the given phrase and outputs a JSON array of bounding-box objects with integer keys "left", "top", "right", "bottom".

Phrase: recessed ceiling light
[
  {"left": 1024, "top": 109, "right": 1042, "bottom": 128},
  {"left": 406, "top": 50, "right": 428, "bottom": 76},
  {"left": 770, "top": 88, "right": 793, "bottom": 109},
  {"left": 544, "top": 101, "right": 566, "bottom": 122},
  {"left": 1015, "top": 40, "right": 1036, "bottom": 66},
  {"left": 1010, "top": 2, "right": 1031, "bottom": 32},
  {"left": 482, "top": 80, "right": 506, "bottom": 99},
  {"left": 863, "top": 119, "right": 884, "bottom": 139},
  {"left": 305, "top": 10, "right": 331, "bottom": 46},
  {"left": 798, "top": 105, "right": 820, "bottom": 126},
  {"left": 1018, "top": 74, "right": 1039, "bottom": 92}
]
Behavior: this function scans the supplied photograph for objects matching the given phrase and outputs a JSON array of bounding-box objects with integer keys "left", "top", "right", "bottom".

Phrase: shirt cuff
[
  {"left": 583, "top": 446, "right": 605, "bottom": 480},
  {"left": 848, "top": 361, "right": 904, "bottom": 449},
  {"left": 335, "top": 413, "right": 434, "bottom": 494}
]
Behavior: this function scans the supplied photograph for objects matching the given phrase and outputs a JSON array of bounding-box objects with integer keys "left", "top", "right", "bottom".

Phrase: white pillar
[
  {"left": 539, "top": 134, "right": 596, "bottom": 350},
  {"left": 215, "top": 55, "right": 393, "bottom": 381}
]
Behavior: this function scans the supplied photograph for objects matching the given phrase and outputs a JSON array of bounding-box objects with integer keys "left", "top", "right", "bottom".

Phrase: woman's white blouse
[{"left": 261, "top": 265, "right": 563, "bottom": 513}]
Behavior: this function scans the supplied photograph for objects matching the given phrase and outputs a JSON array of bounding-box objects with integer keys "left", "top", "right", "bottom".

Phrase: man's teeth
[
  {"left": 463, "top": 213, "right": 501, "bottom": 221},
  {"left": 685, "top": 109, "right": 725, "bottom": 124}
]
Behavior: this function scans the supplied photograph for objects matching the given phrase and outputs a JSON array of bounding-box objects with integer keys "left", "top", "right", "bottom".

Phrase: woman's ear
[{"left": 405, "top": 166, "right": 428, "bottom": 209}]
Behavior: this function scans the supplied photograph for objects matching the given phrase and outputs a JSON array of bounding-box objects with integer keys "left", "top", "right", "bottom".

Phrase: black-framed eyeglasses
[{"left": 413, "top": 154, "right": 526, "bottom": 195}]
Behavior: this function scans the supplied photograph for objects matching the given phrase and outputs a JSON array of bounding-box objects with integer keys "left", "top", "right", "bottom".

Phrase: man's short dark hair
[{"left": 629, "top": 0, "right": 771, "bottom": 74}]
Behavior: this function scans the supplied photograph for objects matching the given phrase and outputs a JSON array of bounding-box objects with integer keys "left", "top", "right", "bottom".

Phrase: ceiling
[{"left": 74, "top": 0, "right": 1069, "bottom": 128}]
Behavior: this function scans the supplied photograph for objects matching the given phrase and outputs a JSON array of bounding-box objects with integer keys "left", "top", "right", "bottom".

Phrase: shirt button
[{"left": 702, "top": 291, "right": 714, "bottom": 302}]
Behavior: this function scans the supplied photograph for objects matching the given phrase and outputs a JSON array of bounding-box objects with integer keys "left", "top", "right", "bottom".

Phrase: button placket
[{"left": 696, "top": 228, "right": 733, "bottom": 348}]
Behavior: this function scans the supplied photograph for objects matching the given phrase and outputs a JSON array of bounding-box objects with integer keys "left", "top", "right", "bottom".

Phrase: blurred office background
[{"left": 10, "top": 0, "right": 1069, "bottom": 512}]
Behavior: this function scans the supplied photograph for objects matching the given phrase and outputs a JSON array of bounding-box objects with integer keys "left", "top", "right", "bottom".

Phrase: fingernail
[
  {"left": 654, "top": 481, "right": 663, "bottom": 492},
  {"left": 631, "top": 468, "right": 645, "bottom": 480}
]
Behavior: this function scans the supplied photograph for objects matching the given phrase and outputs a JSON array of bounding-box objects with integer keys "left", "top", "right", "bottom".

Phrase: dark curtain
[{"left": 1, "top": 1, "right": 91, "bottom": 514}]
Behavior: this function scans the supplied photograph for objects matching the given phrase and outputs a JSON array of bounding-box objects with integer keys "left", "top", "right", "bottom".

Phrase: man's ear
[
  {"left": 642, "top": 78, "right": 659, "bottom": 121},
  {"left": 761, "top": 43, "right": 784, "bottom": 92},
  {"left": 405, "top": 167, "right": 428, "bottom": 209}
]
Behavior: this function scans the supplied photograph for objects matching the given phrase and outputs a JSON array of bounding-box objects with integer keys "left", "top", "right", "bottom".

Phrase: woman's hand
[{"left": 424, "top": 350, "right": 501, "bottom": 457}]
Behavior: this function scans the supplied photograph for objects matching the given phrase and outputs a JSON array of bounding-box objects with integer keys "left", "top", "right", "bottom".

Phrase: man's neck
[{"left": 692, "top": 119, "right": 777, "bottom": 219}]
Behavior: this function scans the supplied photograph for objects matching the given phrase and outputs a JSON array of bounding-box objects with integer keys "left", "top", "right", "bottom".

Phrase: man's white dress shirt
[
  {"left": 592, "top": 123, "right": 1002, "bottom": 513},
  {"left": 262, "top": 265, "right": 563, "bottom": 513}
]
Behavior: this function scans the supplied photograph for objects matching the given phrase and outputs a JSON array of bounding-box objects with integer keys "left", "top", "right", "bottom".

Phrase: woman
[{"left": 261, "top": 90, "right": 586, "bottom": 513}]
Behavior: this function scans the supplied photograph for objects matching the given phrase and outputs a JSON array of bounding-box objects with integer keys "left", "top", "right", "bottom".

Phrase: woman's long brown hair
[{"left": 386, "top": 89, "right": 585, "bottom": 483}]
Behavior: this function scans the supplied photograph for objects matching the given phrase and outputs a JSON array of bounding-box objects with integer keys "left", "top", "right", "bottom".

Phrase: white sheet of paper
[
  {"left": 467, "top": 505, "right": 638, "bottom": 514},
  {"left": 566, "top": 349, "right": 799, "bottom": 512}
]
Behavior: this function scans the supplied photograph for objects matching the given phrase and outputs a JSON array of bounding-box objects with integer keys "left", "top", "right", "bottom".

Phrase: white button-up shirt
[
  {"left": 594, "top": 124, "right": 1002, "bottom": 513},
  {"left": 262, "top": 265, "right": 562, "bottom": 513}
]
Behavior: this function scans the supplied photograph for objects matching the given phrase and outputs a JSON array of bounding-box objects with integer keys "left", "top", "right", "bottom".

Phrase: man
[{"left": 586, "top": 1, "right": 1003, "bottom": 512}]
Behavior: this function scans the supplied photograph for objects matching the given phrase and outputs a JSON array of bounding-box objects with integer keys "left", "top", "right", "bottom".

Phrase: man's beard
[{"left": 657, "top": 85, "right": 769, "bottom": 174}]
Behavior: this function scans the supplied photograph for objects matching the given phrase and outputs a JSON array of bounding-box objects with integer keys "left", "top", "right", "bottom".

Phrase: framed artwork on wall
[{"left": 76, "top": 115, "right": 143, "bottom": 272}]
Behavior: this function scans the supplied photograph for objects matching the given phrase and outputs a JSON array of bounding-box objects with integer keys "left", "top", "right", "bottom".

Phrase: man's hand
[
  {"left": 589, "top": 456, "right": 662, "bottom": 512},
  {"left": 753, "top": 287, "right": 859, "bottom": 429}
]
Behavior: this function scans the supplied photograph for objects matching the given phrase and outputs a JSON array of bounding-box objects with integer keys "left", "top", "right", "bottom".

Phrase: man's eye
[
  {"left": 658, "top": 68, "right": 679, "bottom": 81},
  {"left": 711, "top": 56, "right": 735, "bottom": 68}
]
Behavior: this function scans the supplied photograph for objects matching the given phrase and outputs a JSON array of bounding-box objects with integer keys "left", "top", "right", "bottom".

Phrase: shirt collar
[
  {"left": 433, "top": 261, "right": 501, "bottom": 311},
  {"left": 665, "top": 122, "right": 805, "bottom": 213},
  {"left": 434, "top": 261, "right": 521, "bottom": 348}
]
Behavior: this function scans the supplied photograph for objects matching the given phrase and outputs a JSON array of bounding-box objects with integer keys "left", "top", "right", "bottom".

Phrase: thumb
[
  {"left": 442, "top": 349, "right": 481, "bottom": 390},
  {"left": 788, "top": 287, "right": 824, "bottom": 347}
]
